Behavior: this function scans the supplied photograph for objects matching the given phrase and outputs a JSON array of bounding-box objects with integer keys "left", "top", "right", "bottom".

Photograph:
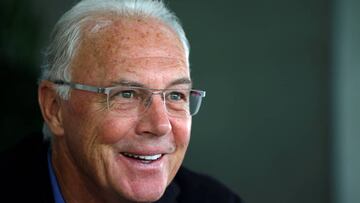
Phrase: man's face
[{"left": 57, "top": 18, "right": 191, "bottom": 202}]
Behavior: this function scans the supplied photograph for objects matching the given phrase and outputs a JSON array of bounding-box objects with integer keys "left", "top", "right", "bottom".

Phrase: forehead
[{"left": 70, "top": 17, "right": 189, "bottom": 86}]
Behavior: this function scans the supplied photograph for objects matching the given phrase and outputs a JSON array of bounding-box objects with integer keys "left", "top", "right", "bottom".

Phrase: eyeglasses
[{"left": 53, "top": 80, "right": 206, "bottom": 117}]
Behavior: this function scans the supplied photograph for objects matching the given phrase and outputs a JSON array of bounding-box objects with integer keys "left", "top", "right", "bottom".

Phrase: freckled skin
[{"left": 50, "top": 17, "right": 191, "bottom": 203}]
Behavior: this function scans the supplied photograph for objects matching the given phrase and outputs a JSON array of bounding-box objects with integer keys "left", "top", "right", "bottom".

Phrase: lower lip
[{"left": 117, "top": 153, "right": 165, "bottom": 170}]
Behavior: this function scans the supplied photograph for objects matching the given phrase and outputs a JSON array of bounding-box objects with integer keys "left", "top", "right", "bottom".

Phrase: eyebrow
[
  {"left": 111, "top": 77, "right": 193, "bottom": 89},
  {"left": 169, "top": 78, "right": 192, "bottom": 87}
]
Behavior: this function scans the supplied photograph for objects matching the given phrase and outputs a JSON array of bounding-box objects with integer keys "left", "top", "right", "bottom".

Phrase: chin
[
  {"left": 112, "top": 175, "right": 169, "bottom": 203},
  {"left": 124, "top": 185, "right": 166, "bottom": 202}
]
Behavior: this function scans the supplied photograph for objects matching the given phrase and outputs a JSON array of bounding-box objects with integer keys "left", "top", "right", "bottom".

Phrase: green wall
[
  {"left": 0, "top": 0, "right": 336, "bottom": 203},
  {"left": 170, "top": 1, "right": 330, "bottom": 202},
  {"left": 332, "top": 0, "right": 360, "bottom": 203}
]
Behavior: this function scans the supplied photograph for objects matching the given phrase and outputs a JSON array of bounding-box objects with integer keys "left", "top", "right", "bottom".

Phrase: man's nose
[{"left": 135, "top": 95, "right": 172, "bottom": 136}]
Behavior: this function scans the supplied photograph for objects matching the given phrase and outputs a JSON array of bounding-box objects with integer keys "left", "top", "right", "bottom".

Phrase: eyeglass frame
[{"left": 52, "top": 80, "right": 206, "bottom": 117}]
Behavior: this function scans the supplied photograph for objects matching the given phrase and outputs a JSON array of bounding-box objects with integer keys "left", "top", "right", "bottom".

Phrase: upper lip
[
  {"left": 119, "top": 148, "right": 173, "bottom": 156},
  {"left": 116, "top": 143, "right": 175, "bottom": 156},
  {"left": 120, "top": 151, "right": 166, "bottom": 156}
]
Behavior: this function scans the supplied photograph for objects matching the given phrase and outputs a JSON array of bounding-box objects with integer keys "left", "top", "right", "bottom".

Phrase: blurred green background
[{"left": 1, "top": 0, "right": 359, "bottom": 203}]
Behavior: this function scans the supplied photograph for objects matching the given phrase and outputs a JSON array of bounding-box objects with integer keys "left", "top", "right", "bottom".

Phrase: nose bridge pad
[
  {"left": 143, "top": 91, "right": 166, "bottom": 112},
  {"left": 143, "top": 95, "right": 152, "bottom": 108}
]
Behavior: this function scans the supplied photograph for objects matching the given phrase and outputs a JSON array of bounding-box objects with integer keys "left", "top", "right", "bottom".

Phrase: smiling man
[{"left": 1, "top": 0, "right": 242, "bottom": 202}]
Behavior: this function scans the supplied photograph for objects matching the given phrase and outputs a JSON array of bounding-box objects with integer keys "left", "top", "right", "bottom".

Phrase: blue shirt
[{"left": 47, "top": 150, "right": 66, "bottom": 203}]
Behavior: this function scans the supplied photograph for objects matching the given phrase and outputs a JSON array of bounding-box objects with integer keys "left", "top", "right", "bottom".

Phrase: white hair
[{"left": 40, "top": 0, "right": 190, "bottom": 139}]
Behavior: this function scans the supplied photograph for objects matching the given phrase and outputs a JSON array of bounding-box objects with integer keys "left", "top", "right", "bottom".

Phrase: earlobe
[{"left": 38, "top": 80, "right": 65, "bottom": 136}]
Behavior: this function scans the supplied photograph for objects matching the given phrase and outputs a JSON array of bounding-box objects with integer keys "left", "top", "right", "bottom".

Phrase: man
[{"left": 1, "top": 0, "right": 242, "bottom": 202}]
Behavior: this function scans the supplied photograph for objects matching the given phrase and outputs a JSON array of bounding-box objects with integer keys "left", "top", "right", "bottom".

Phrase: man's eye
[
  {"left": 113, "top": 89, "right": 138, "bottom": 99},
  {"left": 120, "top": 90, "right": 134, "bottom": 98},
  {"left": 168, "top": 91, "right": 186, "bottom": 101}
]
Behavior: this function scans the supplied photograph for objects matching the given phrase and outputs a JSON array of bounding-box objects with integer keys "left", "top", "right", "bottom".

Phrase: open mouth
[{"left": 121, "top": 152, "right": 163, "bottom": 163}]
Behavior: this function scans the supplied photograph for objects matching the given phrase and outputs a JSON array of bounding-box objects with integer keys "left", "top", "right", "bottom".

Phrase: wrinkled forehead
[
  {"left": 82, "top": 16, "right": 186, "bottom": 58},
  {"left": 70, "top": 16, "right": 188, "bottom": 85}
]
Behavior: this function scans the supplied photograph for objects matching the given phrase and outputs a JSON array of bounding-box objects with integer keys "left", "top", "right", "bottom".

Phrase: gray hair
[{"left": 40, "top": 0, "right": 190, "bottom": 140}]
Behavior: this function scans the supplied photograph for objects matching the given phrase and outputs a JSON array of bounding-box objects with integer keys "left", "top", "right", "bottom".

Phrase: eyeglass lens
[{"left": 106, "top": 86, "right": 204, "bottom": 117}]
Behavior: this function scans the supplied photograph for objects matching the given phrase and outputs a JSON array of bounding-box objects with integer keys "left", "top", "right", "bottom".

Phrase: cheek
[
  {"left": 172, "top": 118, "right": 192, "bottom": 151},
  {"left": 167, "top": 118, "right": 191, "bottom": 181},
  {"left": 176, "top": 120, "right": 191, "bottom": 180},
  {"left": 61, "top": 99, "right": 93, "bottom": 143},
  {"left": 97, "top": 117, "right": 137, "bottom": 144}
]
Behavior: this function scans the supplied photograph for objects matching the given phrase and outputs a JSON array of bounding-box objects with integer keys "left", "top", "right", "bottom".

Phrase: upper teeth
[{"left": 123, "top": 152, "right": 162, "bottom": 161}]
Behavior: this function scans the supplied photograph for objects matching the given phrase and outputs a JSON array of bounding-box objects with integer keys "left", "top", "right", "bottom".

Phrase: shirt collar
[{"left": 47, "top": 149, "right": 66, "bottom": 203}]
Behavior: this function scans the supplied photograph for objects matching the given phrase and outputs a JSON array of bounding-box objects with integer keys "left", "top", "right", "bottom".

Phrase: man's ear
[{"left": 38, "top": 80, "right": 65, "bottom": 136}]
